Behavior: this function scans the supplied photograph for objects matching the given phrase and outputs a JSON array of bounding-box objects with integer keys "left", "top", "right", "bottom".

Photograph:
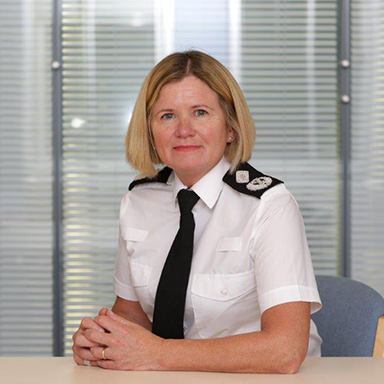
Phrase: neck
[
  {"left": 176, "top": 173, "right": 203, "bottom": 188},
  {"left": 172, "top": 157, "right": 225, "bottom": 187}
]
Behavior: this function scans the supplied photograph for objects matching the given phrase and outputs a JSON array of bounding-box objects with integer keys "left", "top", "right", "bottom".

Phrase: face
[{"left": 150, "top": 76, "right": 233, "bottom": 186}]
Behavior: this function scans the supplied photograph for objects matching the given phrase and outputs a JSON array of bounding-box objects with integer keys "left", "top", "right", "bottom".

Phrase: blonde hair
[{"left": 125, "top": 50, "right": 256, "bottom": 177}]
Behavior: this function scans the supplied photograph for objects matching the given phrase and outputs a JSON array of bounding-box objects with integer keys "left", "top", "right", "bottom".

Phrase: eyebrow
[
  {"left": 192, "top": 104, "right": 214, "bottom": 110},
  {"left": 155, "top": 104, "right": 214, "bottom": 116}
]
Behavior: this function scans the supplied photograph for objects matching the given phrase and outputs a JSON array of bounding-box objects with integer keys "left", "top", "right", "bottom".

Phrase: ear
[{"left": 227, "top": 129, "right": 235, "bottom": 143}]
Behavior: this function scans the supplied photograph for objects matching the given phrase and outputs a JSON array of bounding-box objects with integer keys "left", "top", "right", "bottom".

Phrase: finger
[
  {"left": 90, "top": 346, "right": 116, "bottom": 362},
  {"left": 73, "top": 352, "right": 83, "bottom": 366},
  {"left": 73, "top": 331, "right": 102, "bottom": 348},
  {"left": 93, "top": 313, "right": 131, "bottom": 334},
  {"left": 83, "top": 358, "right": 99, "bottom": 367},
  {"left": 80, "top": 317, "right": 105, "bottom": 332},
  {"left": 84, "top": 328, "right": 111, "bottom": 346},
  {"left": 97, "top": 360, "right": 120, "bottom": 370},
  {"left": 99, "top": 307, "right": 109, "bottom": 316},
  {"left": 73, "top": 345, "right": 99, "bottom": 361},
  {"left": 73, "top": 353, "right": 99, "bottom": 367}
]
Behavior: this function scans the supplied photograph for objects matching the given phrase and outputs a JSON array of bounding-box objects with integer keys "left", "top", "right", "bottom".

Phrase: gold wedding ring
[{"left": 101, "top": 347, "right": 107, "bottom": 360}]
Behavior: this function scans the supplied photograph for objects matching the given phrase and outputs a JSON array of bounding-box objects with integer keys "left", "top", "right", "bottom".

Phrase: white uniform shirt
[{"left": 114, "top": 157, "right": 323, "bottom": 357}]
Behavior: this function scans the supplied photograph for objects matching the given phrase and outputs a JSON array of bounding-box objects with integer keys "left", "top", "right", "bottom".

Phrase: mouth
[{"left": 173, "top": 145, "right": 201, "bottom": 152}]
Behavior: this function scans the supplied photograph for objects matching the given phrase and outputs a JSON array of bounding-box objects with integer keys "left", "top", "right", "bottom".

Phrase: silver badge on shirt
[
  {"left": 235, "top": 170, "right": 249, "bottom": 183},
  {"left": 246, "top": 176, "right": 273, "bottom": 191}
]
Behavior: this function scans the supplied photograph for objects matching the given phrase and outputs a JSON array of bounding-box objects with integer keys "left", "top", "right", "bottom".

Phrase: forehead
[{"left": 155, "top": 76, "right": 220, "bottom": 105}]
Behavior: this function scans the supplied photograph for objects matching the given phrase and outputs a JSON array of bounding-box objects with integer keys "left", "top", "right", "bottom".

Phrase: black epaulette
[
  {"left": 223, "top": 162, "right": 283, "bottom": 198},
  {"left": 128, "top": 167, "right": 173, "bottom": 191}
]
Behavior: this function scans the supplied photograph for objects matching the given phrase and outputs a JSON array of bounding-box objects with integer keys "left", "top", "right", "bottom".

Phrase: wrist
[{"left": 156, "top": 336, "right": 174, "bottom": 371}]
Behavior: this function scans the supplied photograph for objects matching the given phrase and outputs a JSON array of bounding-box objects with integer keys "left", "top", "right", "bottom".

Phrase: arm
[
  {"left": 87, "top": 187, "right": 314, "bottom": 372},
  {"left": 87, "top": 300, "right": 310, "bottom": 373},
  {"left": 111, "top": 296, "right": 152, "bottom": 331},
  {"left": 155, "top": 193, "right": 313, "bottom": 373},
  {"left": 161, "top": 301, "right": 310, "bottom": 374}
]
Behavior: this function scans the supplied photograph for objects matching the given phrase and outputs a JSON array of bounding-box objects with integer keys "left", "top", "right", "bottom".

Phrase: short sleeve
[
  {"left": 113, "top": 192, "right": 139, "bottom": 301},
  {"left": 251, "top": 188, "right": 322, "bottom": 316}
]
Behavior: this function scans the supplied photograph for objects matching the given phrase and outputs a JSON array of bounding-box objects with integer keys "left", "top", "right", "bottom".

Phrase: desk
[{"left": 0, "top": 357, "right": 383, "bottom": 384}]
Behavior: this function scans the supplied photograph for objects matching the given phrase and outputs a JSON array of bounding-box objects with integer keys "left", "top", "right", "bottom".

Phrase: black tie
[{"left": 152, "top": 189, "right": 200, "bottom": 339}]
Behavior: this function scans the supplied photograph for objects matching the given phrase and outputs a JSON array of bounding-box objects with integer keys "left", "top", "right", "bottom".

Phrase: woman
[{"left": 72, "top": 50, "right": 322, "bottom": 373}]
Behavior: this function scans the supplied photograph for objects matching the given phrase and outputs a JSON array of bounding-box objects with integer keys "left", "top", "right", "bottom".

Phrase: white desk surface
[{"left": 0, "top": 357, "right": 383, "bottom": 384}]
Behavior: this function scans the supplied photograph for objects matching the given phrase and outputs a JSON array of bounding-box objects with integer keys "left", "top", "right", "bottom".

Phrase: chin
[{"left": 169, "top": 154, "right": 205, "bottom": 168}]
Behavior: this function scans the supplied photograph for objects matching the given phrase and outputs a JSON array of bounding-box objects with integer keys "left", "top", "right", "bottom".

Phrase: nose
[{"left": 175, "top": 116, "right": 195, "bottom": 138}]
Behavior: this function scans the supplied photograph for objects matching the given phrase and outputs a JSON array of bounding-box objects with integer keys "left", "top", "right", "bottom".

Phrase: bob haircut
[{"left": 125, "top": 50, "right": 256, "bottom": 177}]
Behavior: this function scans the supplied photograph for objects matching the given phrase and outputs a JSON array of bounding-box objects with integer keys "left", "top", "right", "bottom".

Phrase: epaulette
[
  {"left": 128, "top": 167, "right": 173, "bottom": 191},
  {"left": 223, "top": 162, "right": 283, "bottom": 198}
]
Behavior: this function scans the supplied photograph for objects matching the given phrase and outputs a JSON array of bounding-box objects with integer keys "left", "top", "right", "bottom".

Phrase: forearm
[
  {"left": 110, "top": 309, "right": 151, "bottom": 331},
  {"left": 111, "top": 302, "right": 152, "bottom": 332},
  {"left": 160, "top": 331, "right": 304, "bottom": 374}
]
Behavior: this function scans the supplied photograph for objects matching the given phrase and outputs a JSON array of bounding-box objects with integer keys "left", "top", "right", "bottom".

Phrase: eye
[
  {"left": 161, "top": 113, "right": 175, "bottom": 120},
  {"left": 194, "top": 109, "right": 207, "bottom": 117}
]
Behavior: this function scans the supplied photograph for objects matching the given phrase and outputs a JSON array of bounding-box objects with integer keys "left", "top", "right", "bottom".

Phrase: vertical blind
[
  {"left": 351, "top": 0, "right": 384, "bottom": 295},
  {"left": 0, "top": 0, "right": 53, "bottom": 355}
]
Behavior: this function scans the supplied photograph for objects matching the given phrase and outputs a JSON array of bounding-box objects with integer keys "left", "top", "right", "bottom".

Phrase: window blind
[
  {"left": 351, "top": 0, "right": 384, "bottom": 297},
  {"left": 172, "top": 0, "right": 339, "bottom": 274},
  {"left": 0, "top": 0, "right": 53, "bottom": 356},
  {"left": 61, "top": 0, "right": 156, "bottom": 355},
  {"left": 241, "top": 0, "right": 339, "bottom": 275},
  {"left": 174, "top": 0, "right": 230, "bottom": 65},
  {"left": 1, "top": 0, "right": 383, "bottom": 359}
]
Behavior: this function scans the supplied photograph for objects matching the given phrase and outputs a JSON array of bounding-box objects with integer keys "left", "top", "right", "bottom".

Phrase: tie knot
[{"left": 177, "top": 189, "right": 199, "bottom": 215}]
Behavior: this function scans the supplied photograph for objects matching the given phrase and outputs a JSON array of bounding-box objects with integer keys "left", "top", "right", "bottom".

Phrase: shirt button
[{"left": 221, "top": 288, "right": 228, "bottom": 296}]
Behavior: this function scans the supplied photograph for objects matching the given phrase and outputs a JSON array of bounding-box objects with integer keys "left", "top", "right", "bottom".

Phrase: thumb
[{"left": 98, "top": 307, "right": 108, "bottom": 316}]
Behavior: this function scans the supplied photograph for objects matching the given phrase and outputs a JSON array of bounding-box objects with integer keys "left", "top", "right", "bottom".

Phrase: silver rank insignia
[
  {"left": 236, "top": 170, "right": 249, "bottom": 183},
  {"left": 246, "top": 176, "right": 273, "bottom": 191}
]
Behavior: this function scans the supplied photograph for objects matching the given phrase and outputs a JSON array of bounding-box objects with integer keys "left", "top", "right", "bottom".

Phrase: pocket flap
[
  {"left": 129, "top": 260, "right": 152, "bottom": 287},
  {"left": 122, "top": 226, "right": 148, "bottom": 242},
  {"left": 191, "top": 270, "right": 255, "bottom": 302},
  {"left": 216, "top": 237, "right": 242, "bottom": 252}
]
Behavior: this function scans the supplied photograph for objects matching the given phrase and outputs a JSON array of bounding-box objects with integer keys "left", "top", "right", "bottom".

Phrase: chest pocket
[
  {"left": 215, "top": 236, "right": 242, "bottom": 252},
  {"left": 121, "top": 226, "right": 152, "bottom": 316},
  {"left": 122, "top": 226, "right": 148, "bottom": 257},
  {"left": 191, "top": 270, "right": 259, "bottom": 339},
  {"left": 122, "top": 226, "right": 148, "bottom": 242}
]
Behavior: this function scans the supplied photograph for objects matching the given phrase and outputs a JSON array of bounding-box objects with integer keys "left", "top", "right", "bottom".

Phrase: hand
[
  {"left": 85, "top": 309, "right": 165, "bottom": 371},
  {"left": 72, "top": 316, "right": 106, "bottom": 367}
]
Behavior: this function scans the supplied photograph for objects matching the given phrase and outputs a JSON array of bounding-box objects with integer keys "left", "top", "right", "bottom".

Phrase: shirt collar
[{"left": 169, "top": 157, "right": 231, "bottom": 210}]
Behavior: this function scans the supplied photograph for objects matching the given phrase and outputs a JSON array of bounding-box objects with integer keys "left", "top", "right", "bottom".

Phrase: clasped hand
[{"left": 72, "top": 308, "right": 165, "bottom": 370}]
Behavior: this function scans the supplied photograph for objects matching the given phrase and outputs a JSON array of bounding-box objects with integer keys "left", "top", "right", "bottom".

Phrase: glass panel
[
  {"left": 0, "top": 0, "right": 53, "bottom": 356},
  {"left": 241, "top": 0, "right": 339, "bottom": 275},
  {"left": 61, "top": 0, "right": 156, "bottom": 355},
  {"left": 351, "top": 0, "right": 384, "bottom": 296}
]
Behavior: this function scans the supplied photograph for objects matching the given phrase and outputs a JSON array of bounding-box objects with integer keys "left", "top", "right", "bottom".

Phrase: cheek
[
  {"left": 203, "top": 124, "right": 228, "bottom": 144},
  {"left": 151, "top": 126, "right": 172, "bottom": 150}
]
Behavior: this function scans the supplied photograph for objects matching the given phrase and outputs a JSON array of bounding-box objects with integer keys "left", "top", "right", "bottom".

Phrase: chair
[{"left": 311, "top": 275, "right": 384, "bottom": 357}]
